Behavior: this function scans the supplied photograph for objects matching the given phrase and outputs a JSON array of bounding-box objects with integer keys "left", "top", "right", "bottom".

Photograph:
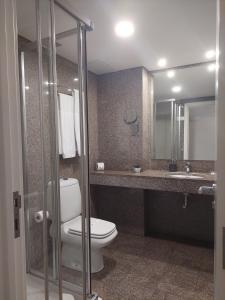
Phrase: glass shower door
[
  {"left": 18, "top": 0, "right": 93, "bottom": 299},
  {"left": 19, "top": 1, "right": 61, "bottom": 298},
  {"left": 52, "top": 2, "right": 93, "bottom": 297}
]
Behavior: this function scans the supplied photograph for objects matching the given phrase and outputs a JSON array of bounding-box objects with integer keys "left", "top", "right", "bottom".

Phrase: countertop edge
[{"left": 90, "top": 170, "right": 215, "bottom": 194}]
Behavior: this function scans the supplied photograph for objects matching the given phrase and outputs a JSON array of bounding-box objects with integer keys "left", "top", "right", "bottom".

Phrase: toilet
[{"left": 48, "top": 178, "right": 118, "bottom": 273}]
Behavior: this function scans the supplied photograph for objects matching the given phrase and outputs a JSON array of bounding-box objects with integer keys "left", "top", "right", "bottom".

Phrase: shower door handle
[{"left": 13, "top": 191, "right": 22, "bottom": 238}]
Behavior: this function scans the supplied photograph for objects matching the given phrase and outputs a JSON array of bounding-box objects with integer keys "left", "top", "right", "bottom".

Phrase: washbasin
[{"left": 167, "top": 172, "right": 204, "bottom": 179}]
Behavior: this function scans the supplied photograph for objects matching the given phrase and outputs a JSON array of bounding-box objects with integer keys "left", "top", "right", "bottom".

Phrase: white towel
[
  {"left": 73, "top": 89, "right": 81, "bottom": 156},
  {"left": 58, "top": 93, "right": 76, "bottom": 158},
  {"left": 57, "top": 98, "right": 62, "bottom": 155}
]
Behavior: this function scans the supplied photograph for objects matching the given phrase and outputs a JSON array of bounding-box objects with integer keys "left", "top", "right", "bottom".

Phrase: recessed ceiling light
[
  {"left": 205, "top": 50, "right": 216, "bottom": 59},
  {"left": 25, "top": 86, "right": 30, "bottom": 90},
  {"left": 167, "top": 70, "right": 175, "bottom": 78},
  {"left": 74, "top": 77, "right": 79, "bottom": 82},
  {"left": 207, "top": 63, "right": 217, "bottom": 72},
  {"left": 172, "top": 85, "right": 182, "bottom": 93},
  {"left": 115, "top": 21, "right": 134, "bottom": 38},
  {"left": 158, "top": 58, "right": 167, "bottom": 67}
]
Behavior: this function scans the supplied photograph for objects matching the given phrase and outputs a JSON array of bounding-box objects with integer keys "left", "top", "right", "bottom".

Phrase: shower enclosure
[{"left": 18, "top": 0, "right": 94, "bottom": 299}]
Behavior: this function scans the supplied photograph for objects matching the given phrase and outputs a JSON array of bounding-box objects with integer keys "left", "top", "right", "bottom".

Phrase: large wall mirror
[{"left": 152, "top": 62, "right": 216, "bottom": 161}]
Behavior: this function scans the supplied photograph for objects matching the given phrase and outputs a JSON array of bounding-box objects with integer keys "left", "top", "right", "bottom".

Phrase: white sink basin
[{"left": 168, "top": 173, "right": 203, "bottom": 179}]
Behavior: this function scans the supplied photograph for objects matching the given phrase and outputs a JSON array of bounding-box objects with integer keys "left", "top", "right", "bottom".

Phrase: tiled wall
[{"left": 97, "top": 67, "right": 152, "bottom": 170}]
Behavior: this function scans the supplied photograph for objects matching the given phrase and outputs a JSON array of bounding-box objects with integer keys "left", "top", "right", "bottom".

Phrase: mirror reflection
[{"left": 153, "top": 63, "right": 216, "bottom": 160}]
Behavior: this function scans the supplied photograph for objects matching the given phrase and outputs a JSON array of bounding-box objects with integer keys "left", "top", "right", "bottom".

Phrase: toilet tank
[
  {"left": 60, "top": 178, "right": 81, "bottom": 223},
  {"left": 47, "top": 178, "right": 81, "bottom": 223}
]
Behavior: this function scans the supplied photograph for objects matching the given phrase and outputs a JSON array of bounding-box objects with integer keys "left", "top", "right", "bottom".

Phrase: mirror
[{"left": 152, "top": 63, "right": 216, "bottom": 161}]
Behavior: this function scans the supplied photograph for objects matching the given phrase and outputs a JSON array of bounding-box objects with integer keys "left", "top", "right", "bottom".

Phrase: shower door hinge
[{"left": 13, "top": 191, "right": 22, "bottom": 239}]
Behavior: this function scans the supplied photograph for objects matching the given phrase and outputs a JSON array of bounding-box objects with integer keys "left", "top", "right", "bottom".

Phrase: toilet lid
[{"left": 67, "top": 216, "right": 116, "bottom": 239}]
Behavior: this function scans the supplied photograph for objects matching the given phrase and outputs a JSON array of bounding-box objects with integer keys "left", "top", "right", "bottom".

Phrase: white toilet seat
[
  {"left": 65, "top": 216, "right": 117, "bottom": 239},
  {"left": 61, "top": 216, "right": 118, "bottom": 249}
]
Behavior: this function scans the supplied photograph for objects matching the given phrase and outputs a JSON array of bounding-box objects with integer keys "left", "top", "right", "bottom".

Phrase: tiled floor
[
  {"left": 27, "top": 274, "right": 81, "bottom": 300},
  {"left": 93, "top": 233, "right": 214, "bottom": 300},
  {"left": 62, "top": 233, "right": 214, "bottom": 300},
  {"left": 32, "top": 233, "right": 214, "bottom": 299}
]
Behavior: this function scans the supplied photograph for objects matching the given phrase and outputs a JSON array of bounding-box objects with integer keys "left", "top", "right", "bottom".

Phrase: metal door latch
[{"left": 13, "top": 191, "right": 22, "bottom": 238}]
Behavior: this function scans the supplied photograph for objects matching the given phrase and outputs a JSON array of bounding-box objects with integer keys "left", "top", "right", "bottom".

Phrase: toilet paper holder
[
  {"left": 34, "top": 210, "right": 49, "bottom": 223},
  {"left": 96, "top": 162, "right": 105, "bottom": 171}
]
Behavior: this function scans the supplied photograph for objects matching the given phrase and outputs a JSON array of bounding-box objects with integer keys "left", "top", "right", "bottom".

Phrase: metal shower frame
[{"left": 19, "top": 0, "right": 94, "bottom": 299}]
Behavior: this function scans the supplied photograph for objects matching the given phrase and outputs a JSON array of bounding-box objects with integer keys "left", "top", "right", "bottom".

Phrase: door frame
[
  {"left": 215, "top": 0, "right": 225, "bottom": 298},
  {"left": 0, "top": 0, "right": 26, "bottom": 299}
]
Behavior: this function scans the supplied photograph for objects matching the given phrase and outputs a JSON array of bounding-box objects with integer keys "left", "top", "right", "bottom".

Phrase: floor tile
[{"left": 61, "top": 233, "right": 214, "bottom": 300}]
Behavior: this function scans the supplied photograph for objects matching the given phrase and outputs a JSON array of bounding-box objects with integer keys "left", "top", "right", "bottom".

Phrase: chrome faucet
[{"left": 185, "top": 162, "right": 191, "bottom": 174}]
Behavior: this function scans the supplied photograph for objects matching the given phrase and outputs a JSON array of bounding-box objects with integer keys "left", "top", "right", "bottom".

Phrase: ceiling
[{"left": 17, "top": 0, "right": 217, "bottom": 75}]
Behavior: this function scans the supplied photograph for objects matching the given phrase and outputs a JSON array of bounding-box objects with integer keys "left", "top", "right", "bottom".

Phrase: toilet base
[{"left": 62, "top": 243, "right": 104, "bottom": 273}]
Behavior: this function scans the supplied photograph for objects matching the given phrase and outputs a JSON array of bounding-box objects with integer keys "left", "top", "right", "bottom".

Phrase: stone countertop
[{"left": 90, "top": 170, "right": 215, "bottom": 194}]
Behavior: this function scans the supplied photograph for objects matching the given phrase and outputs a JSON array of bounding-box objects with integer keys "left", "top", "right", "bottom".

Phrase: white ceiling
[
  {"left": 17, "top": 0, "right": 217, "bottom": 75},
  {"left": 71, "top": 0, "right": 217, "bottom": 74}
]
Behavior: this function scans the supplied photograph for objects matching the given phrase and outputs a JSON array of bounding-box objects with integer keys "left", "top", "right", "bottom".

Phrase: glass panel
[
  {"left": 18, "top": 0, "right": 62, "bottom": 298},
  {"left": 18, "top": 0, "right": 91, "bottom": 299},
  {"left": 53, "top": 3, "right": 84, "bottom": 293},
  {"left": 18, "top": 0, "right": 45, "bottom": 279}
]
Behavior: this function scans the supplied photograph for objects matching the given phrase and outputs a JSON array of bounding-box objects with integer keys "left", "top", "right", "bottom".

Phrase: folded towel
[
  {"left": 58, "top": 93, "right": 76, "bottom": 158},
  {"left": 73, "top": 89, "right": 81, "bottom": 156},
  {"left": 57, "top": 98, "right": 62, "bottom": 155}
]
